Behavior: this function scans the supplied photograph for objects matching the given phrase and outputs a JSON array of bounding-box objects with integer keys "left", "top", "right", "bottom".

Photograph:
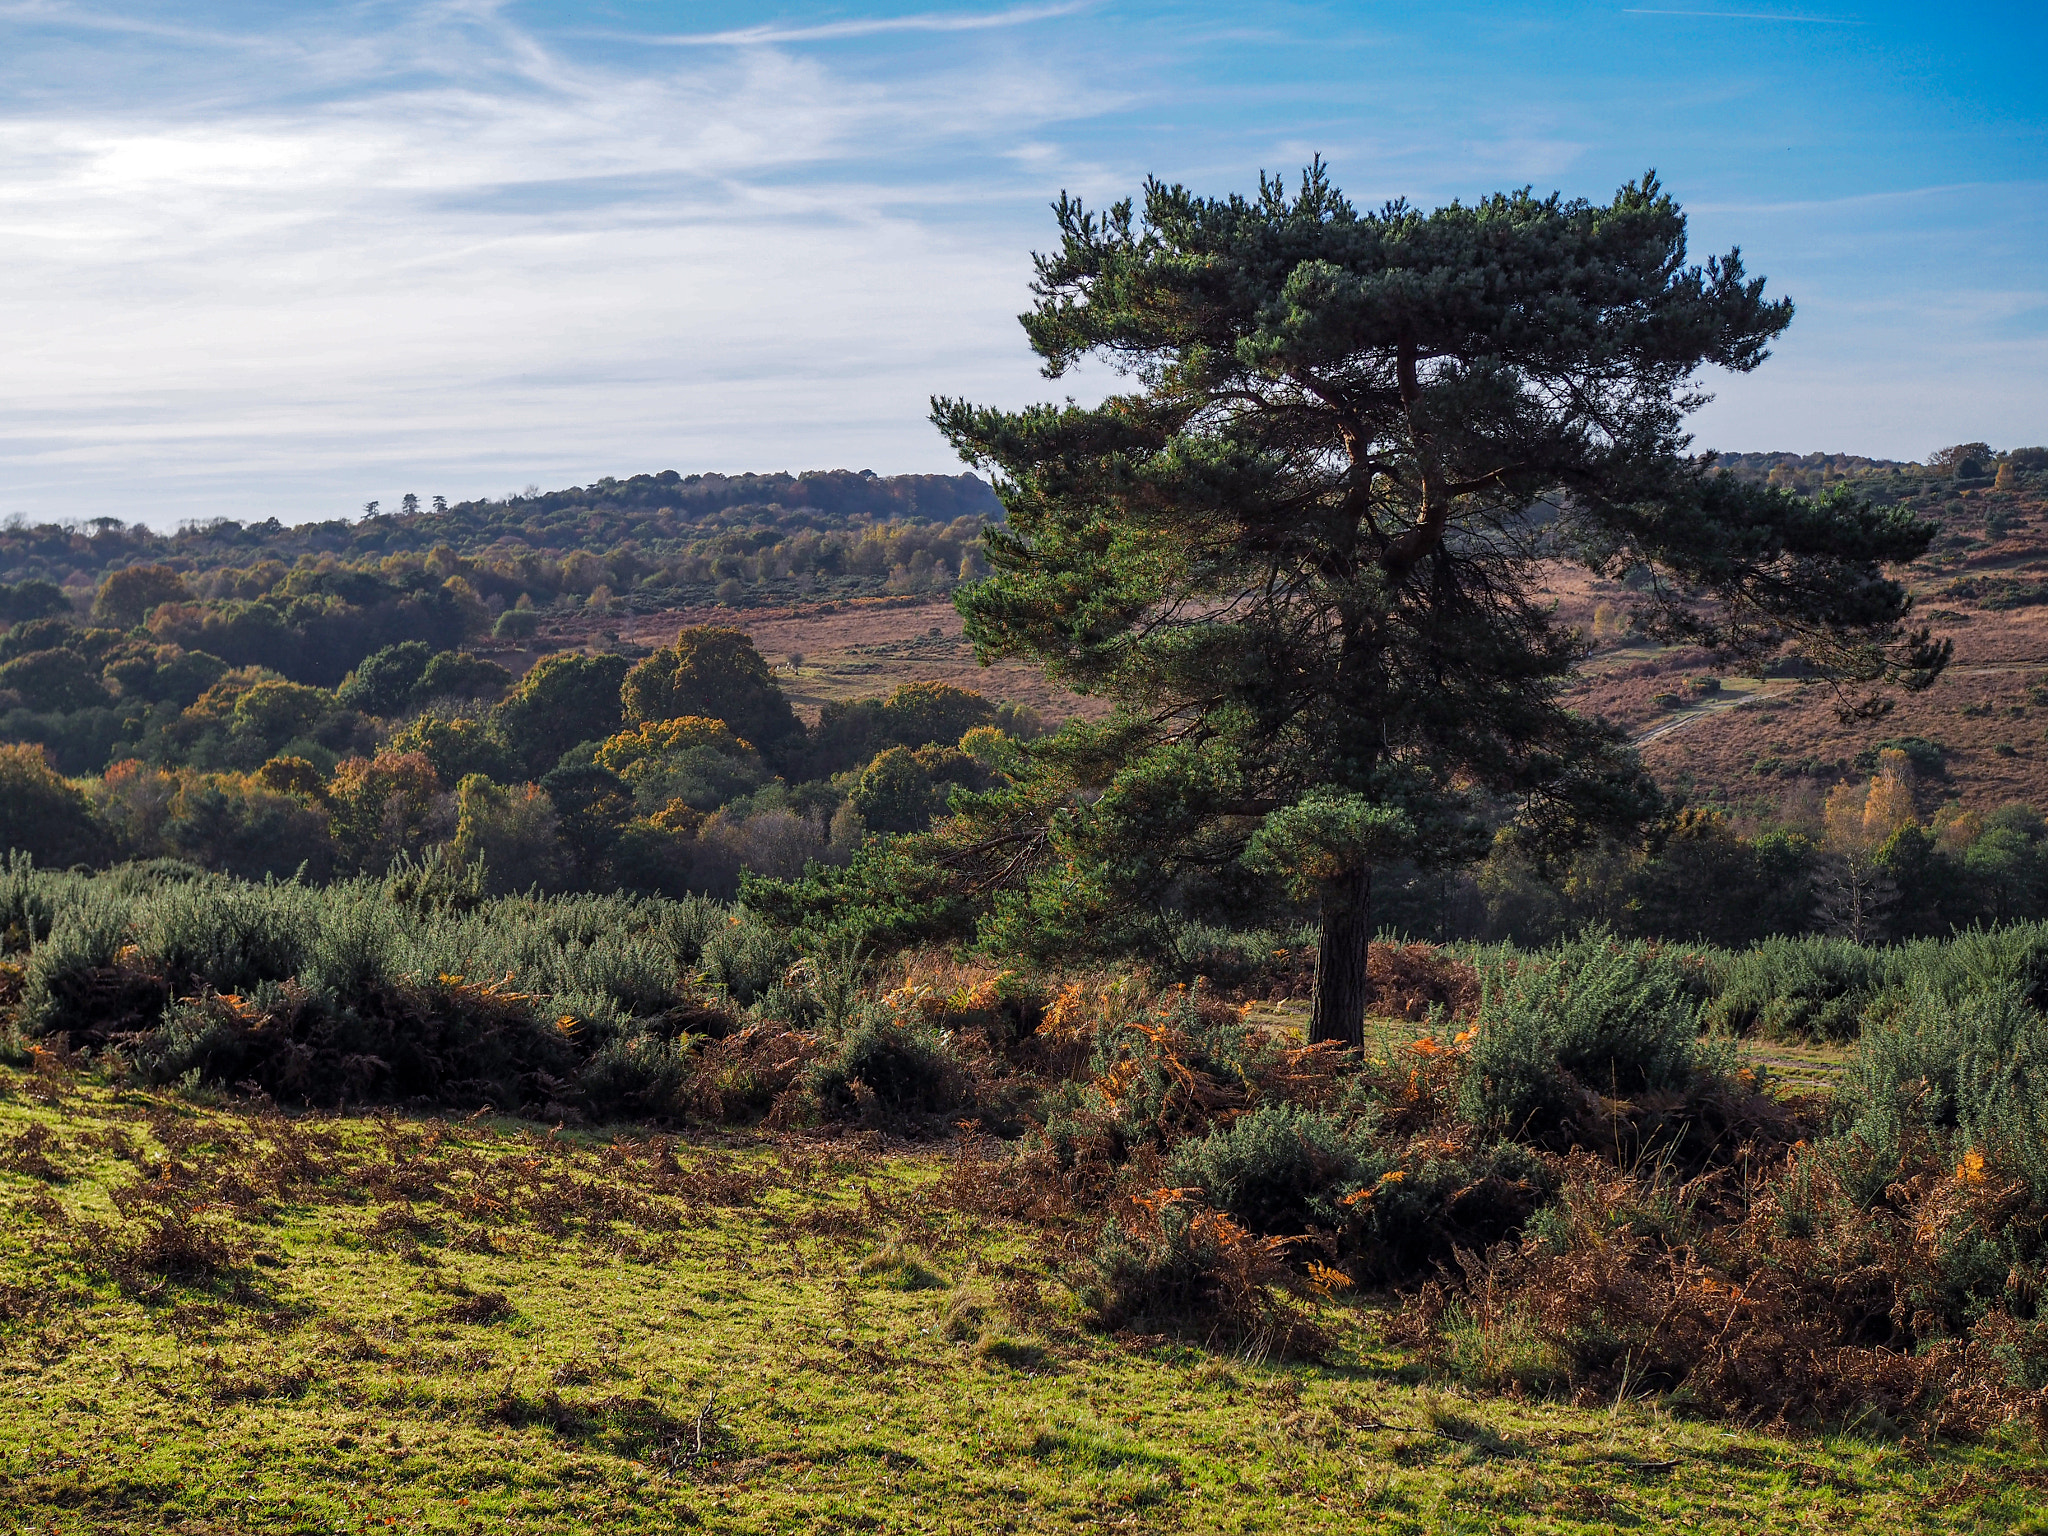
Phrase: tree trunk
[{"left": 1308, "top": 865, "right": 1373, "bottom": 1049}]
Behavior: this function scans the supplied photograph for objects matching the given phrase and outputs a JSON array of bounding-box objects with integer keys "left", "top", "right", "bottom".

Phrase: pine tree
[{"left": 931, "top": 164, "right": 1946, "bottom": 1046}]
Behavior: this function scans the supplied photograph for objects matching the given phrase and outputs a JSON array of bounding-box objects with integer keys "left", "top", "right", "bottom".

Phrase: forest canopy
[{"left": 0, "top": 470, "right": 999, "bottom": 596}]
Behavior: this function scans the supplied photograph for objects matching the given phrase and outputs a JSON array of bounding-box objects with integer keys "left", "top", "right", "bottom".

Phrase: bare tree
[{"left": 1814, "top": 848, "right": 1898, "bottom": 944}]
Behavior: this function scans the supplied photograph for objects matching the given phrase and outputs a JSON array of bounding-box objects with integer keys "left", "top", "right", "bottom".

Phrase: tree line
[
  {"left": 0, "top": 469, "right": 998, "bottom": 593},
  {"left": 0, "top": 610, "right": 1041, "bottom": 903}
]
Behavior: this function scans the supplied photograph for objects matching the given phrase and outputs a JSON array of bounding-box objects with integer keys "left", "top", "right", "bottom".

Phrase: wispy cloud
[
  {"left": 0, "top": 2, "right": 1125, "bottom": 522},
  {"left": 0, "top": 0, "right": 2037, "bottom": 521},
  {"left": 617, "top": 1, "right": 1092, "bottom": 49},
  {"left": 1686, "top": 179, "right": 2046, "bottom": 215},
  {"left": 0, "top": 0, "right": 266, "bottom": 48}
]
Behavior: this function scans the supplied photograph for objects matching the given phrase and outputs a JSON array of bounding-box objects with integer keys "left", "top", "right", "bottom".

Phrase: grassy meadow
[
  {"left": 4, "top": 864, "right": 2048, "bottom": 1531},
  {"left": 2, "top": 1072, "right": 2043, "bottom": 1536}
]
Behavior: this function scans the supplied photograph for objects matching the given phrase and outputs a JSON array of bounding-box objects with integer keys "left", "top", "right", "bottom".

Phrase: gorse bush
[
  {"left": 0, "top": 858, "right": 996, "bottom": 1128},
  {"left": 1843, "top": 981, "right": 2048, "bottom": 1203},
  {"left": 808, "top": 1012, "right": 968, "bottom": 1120},
  {"left": 1459, "top": 934, "right": 1717, "bottom": 1139},
  {"left": 1162, "top": 1103, "right": 1368, "bottom": 1236},
  {"left": 130, "top": 878, "right": 317, "bottom": 996},
  {"left": 1699, "top": 934, "right": 1899, "bottom": 1043},
  {"left": 697, "top": 916, "right": 796, "bottom": 1006},
  {"left": 962, "top": 941, "right": 2048, "bottom": 1428},
  {"left": 0, "top": 851, "right": 80, "bottom": 954},
  {"left": 4, "top": 859, "right": 757, "bottom": 1115},
  {"left": 1893, "top": 920, "right": 2048, "bottom": 1012},
  {"left": 574, "top": 1031, "right": 700, "bottom": 1119}
]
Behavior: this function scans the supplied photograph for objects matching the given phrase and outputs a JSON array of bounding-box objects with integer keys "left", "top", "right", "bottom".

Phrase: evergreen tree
[
  {"left": 336, "top": 641, "right": 435, "bottom": 717},
  {"left": 931, "top": 164, "right": 1946, "bottom": 1045}
]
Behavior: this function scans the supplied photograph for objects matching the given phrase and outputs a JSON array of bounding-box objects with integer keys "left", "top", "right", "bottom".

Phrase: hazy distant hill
[
  {"left": 1709, "top": 449, "right": 1916, "bottom": 488},
  {"left": 0, "top": 470, "right": 1001, "bottom": 587},
  {"left": 1564, "top": 444, "right": 2048, "bottom": 813}
]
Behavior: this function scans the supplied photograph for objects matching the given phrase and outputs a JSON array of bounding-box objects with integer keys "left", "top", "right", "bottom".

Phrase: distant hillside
[
  {"left": 1561, "top": 442, "right": 2048, "bottom": 814},
  {"left": 472, "top": 469, "right": 998, "bottom": 527},
  {"left": 1710, "top": 442, "right": 2047, "bottom": 496},
  {"left": 1709, "top": 449, "right": 1915, "bottom": 488},
  {"left": 0, "top": 470, "right": 1001, "bottom": 589}
]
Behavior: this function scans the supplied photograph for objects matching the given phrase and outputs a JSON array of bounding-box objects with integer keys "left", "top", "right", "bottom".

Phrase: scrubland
[
  {"left": 4, "top": 864, "right": 2048, "bottom": 1531},
  {"left": 1, "top": 1075, "right": 2040, "bottom": 1536}
]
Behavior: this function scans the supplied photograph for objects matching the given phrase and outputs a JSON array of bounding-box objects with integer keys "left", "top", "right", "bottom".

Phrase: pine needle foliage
[{"left": 927, "top": 162, "right": 1946, "bottom": 1046}]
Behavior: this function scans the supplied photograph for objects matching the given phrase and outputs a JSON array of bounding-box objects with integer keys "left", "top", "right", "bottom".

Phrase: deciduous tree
[
  {"left": 622, "top": 626, "right": 802, "bottom": 764},
  {"left": 492, "top": 652, "right": 631, "bottom": 776},
  {"left": 91, "top": 564, "right": 189, "bottom": 630}
]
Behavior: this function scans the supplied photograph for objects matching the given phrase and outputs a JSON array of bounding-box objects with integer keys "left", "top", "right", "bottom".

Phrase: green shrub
[
  {"left": 1072, "top": 1196, "right": 1321, "bottom": 1356},
  {"left": 1346, "top": 1137, "right": 1550, "bottom": 1281},
  {"left": 1163, "top": 1103, "right": 1367, "bottom": 1235},
  {"left": 129, "top": 877, "right": 316, "bottom": 995},
  {"left": 1842, "top": 981, "right": 2048, "bottom": 1202},
  {"left": 1894, "top": 921, "right": 2048, "bottom": 1012},
  {"left": 4, "top": 863, "right": 734, "bottom": 1108},
  {"left": 1461, "top": 934, "right": 1713, "bottom": 1139},
  {"left": 651, "top": 895, "right": 738, "bottom": 970},
  {"left": 808, "top": 1014, "right": 966, "bottom": 1117},
  {"left": 133, "top": 975, "right": 575, "bottom": 1107},
  {"left": 0, "top": 851, "right": 68, "bottom": 950},
  {"left": 575, "top": 1032, "right": 698, "bottom": 1119},
  {"left": 21, "top": 883, "right": 149, "bottom": 1041},
  {"left": 1701, "top": 934, "right": 1896, "bottom": 1042},
  {"left": 698, "top": 917, "right": 794, "bottom": 1005}
]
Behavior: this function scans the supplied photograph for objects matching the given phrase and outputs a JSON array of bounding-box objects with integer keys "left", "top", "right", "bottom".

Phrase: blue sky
[{"left": 1, "top": 1, "right": 2042, "bottom": 526}]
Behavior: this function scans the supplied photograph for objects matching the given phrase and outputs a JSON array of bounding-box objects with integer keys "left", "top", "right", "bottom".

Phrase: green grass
[
  {"left": 1738, "top": 1036, "right": 1852, "bottom": 1096},
  {"left": 1, "top": 1068, "right": 2043, "bottom": 1535}
]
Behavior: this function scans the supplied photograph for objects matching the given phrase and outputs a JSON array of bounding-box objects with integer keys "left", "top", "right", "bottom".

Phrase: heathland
[
  {"left": 7, "top": 462, "right": 2048, "bottom": 1528},
  {"left": 4, "top": 861, "right": 2048, "bottom": 1532},
  {"left": 5, "top": 448, "right": 2048, "bottom": 952},
  {"left": 7, "top": 164, "right": 2048, "bottom": 1531}
]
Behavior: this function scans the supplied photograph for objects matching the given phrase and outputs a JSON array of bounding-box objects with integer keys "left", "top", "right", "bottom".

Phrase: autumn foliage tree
[
  {"left": 930, "top": 164, "right": 1946, "bottom": 1046},
  {"left": 91, "top": 564, "right": 189, "bottom": 630}
]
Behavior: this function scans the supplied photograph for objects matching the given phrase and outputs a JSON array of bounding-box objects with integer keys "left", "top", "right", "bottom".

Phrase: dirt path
[
  {"left": 1632, "top": 687, "right": 1774, "bottom": 746},
  {"left": 1631, "top": 659, "right": 2048, "bottom": 749}
]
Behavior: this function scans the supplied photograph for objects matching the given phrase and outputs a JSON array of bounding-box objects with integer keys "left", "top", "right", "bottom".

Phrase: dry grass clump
[
  {"left": 921, "top": 940, "right": 2048, "bottom": 1437},
  {"left": 0, "top": 1122, "right": 69, "bottom": 1180},
  {"left": 1397, "top": 1144, "right": 2048, "bottom": 1437},
  {"left": 1071, "top": 1185, "right": 1330, "bottom": 1361},
  {"left": 68, "top": 1205, "right": 254, "bottom": 1291},
  {"left": 1366, "top": 941, "right": 1481, "bottom": 1022},
  {"left": 10, "top": 1097, "right": 795, "bottom": 1316},
  {"left": 679, "top": 1022, "right": 822, "bottom": 1124}
]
